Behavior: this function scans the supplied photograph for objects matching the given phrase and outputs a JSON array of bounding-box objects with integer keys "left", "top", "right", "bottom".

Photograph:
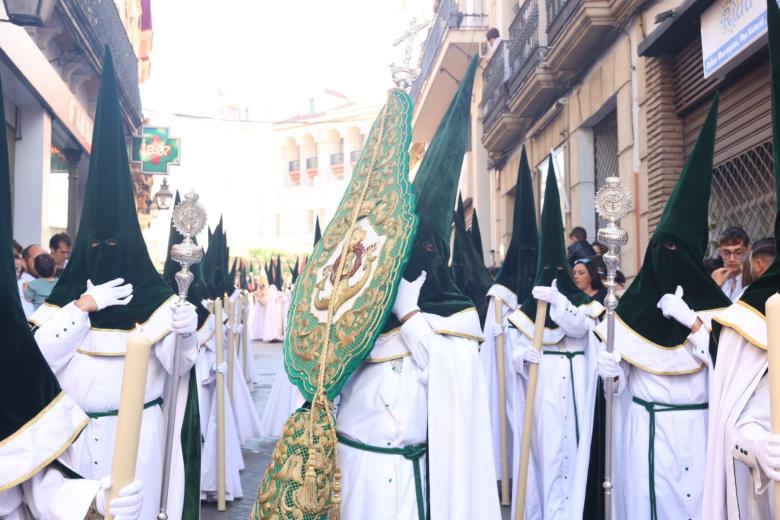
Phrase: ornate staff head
[
  {"left": 390, "top": 17, "right": 430, "bottom": 89},
  {"left": 595, "top": 177, "right": 631, "bottom": 312},
  {"left": 170, "top": 190, "right": 207, "bottom": 299}
]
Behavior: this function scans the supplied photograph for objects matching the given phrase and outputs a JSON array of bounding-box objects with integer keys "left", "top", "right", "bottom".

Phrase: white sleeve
[
  {"left": 508, "top": 327, "right": 533, "bottom": 378},
  {"left": 33, "top": 303, "right": 90, "bottom": 373},
  {"left": 549, "top": 299, "right": 589, "bottom": 338},
  {"left": 734, "top": 377, "right": 772, "bottom": 493},
  {"left": 399, "top": 312, "right": 434, "bottom": 371},
  {"left": 155, "top": 331, "right": 199, "bottom": 377},
  {"left": 21, "top": 466, "right": 100, "bottom": 520}
]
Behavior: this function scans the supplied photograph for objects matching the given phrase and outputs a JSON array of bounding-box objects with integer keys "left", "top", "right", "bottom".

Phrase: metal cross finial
[
  {"left": 390, "top": 17, "right": 430, "bottom": 89},
  {"left": 594, "top": 176, "right": 631, "bottom": 520}
]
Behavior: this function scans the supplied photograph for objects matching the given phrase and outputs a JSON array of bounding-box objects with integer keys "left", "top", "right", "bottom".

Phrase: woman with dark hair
[{"left": 573, "top": 258, "right": 607, "bottom": 304}]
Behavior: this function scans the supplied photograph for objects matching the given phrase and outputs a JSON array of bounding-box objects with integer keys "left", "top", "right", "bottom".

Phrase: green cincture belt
[
  {"left": 632, "top": 396, "right": 708, "bottom": 520},
  {"left": 543, "top": 350, "right": 585, "bottom": 443},
  {"left": 337, "top": 432, "right": 428, "bottom": 520},
  {"left": 86, "top": 397, "right": 163, "bottom": 419}
]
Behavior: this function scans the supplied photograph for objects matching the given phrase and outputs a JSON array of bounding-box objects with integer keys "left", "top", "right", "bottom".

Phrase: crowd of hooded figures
[{"left": 4, "top": 1, "right": 780, "bottom": 519}]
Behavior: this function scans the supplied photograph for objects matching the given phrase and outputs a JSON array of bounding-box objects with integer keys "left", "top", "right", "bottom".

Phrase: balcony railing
[
  {"left": 330, "top": 152, "right": 344, "bottom": 166},
  {"left": 410, "top": 0, "right": 489, "bottom": 103},
  {"left": 288, "top": 160, "right": 300, "bottom": 172},
  {"left": 66, "top": 0, "right": 142, "bottom": 122},
  {"left": 350, "top": 150, "right": 360, "bottom": 164},
  {"left": 546, "top": 0, "right": 582, "bottom": 43},
  {"left": 482, "top": 41, "right": 511, "bottom": 131},
  {"left": 507, "top": 0, "right": 542, "bottom": 92}
]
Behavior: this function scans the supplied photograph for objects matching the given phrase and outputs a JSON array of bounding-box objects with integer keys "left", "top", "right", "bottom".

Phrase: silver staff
[
  {"left": 595, "top": 177, "right": 631, "bottom": 520},
  {"left": 158, "top": 191, "right": 207, "bottom": 520}
]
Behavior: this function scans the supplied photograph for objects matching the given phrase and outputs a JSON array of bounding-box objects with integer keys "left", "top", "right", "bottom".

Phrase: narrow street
[
  {"left": 202, "top": 340, "right": 512, "bottom": 519},
  {"left": 202, "top": 340, "right": 279, "bottom": 519}
]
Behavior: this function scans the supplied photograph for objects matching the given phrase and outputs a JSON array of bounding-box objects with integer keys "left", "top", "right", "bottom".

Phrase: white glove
[
  {"left": 745, "top": 429, "right": 780, "bottom": 482},
  {"left": 392, "top": 271, "right": 426, "bottom": 320},
  {"left": 532, "top": 279, "right": 569, "bottom": 310},
  {"left": 170, "top": 301, "right": 197, "bottom": 335},
  {"left": 492, "top": 320, "right": 505, "bottom": 338},
  {"left": 96, "top": 478, "right": 143, "bottom": 520},
  {"left": 597, "top": 350, "right": 624, "bottom": 380},
  {"left": 233, "top": 323, "right": 244, "bottom": 335},
  {"left": 657, "top": 286, "right": 698, "bottom": 329},
  {"left": 83, "top": 278, "right": 133, "bottom": 311},
  {"left": 511, "top": 346, "right": 542, "bottom": 374},
  {"left": 211, "top": 361, "right": 228, "bottom": 375}
]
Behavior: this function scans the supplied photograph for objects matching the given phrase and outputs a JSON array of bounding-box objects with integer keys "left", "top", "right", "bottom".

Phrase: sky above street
[{"left": 141, "top": 0, "right": 430, "bottom": 121}]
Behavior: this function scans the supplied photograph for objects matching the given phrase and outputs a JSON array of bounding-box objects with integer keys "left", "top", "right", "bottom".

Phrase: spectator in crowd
[
  {"left": 572, "top": 257, "right": 607, "bottom": 304},
  {"left": 48, "top": 232, "right": 72, "bottom": 274},
  {"left": 567, "top": 225, "right": 597, "bottom": 264},
  {"left": 13, "top": 239, "right": 22, "bottom": 279},
  {"left": 703, "top": 255, "right": 724, "bottom": 274},
  {"left": 748, "top": 236, "right": 775, "bottom": 281},
  {"left": 485, "top": 27, "right": 501, "bottom": 54},
  {"left": 23, "top": 253, "right": 57, "bottom": 310},
  {"left": 711, "top": 226, "right": 750, "bottom": 302},
  {"left": 18, "top": 244, "right": 44, "bottom": 317}
]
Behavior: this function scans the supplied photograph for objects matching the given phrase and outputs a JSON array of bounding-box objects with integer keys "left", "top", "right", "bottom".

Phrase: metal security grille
[
  {"left": 708, "top": 141, "right": 776, "bottom": 254},
  {"left": 594, "top": 111, "right": 619, "bottom": 228}
]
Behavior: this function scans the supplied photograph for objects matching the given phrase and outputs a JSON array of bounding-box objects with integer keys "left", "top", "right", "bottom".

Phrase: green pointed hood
[
  {"left": 0, "top": 71, "right": 82, "bottom": 480},
  {"left": 495, "top": 147, "right": 539, "bottom": 301},
  {"left": 470, "top": 207, "right": 485, "bottom": 264},
  {"left": 47, "top": 49, "right": 173, "bottom": 328},
  {"left": 740, "top": 0, "right": 780, "bottom": 316},
  {"left": 274, "top": 254, "right": 282, "bottom": 290},
  {"left": 161, "top": 191, "right": 210, "bottom": 328},
  {"left": 239, "top": 260, "right": 249, "bottom": 291},
  {"left": 200, "top": 223, "right": 219, "bottom": 298},
  {"left": 519, "top": 157, "right": 592, "bottom": 327},
  {"left": 400, "top": 55, "right": 479, "bottom": 318},
  {"left": 617, "top": 95, "right": 730, "bottom": 346},
  {"left": 291, "top": 257, "right": 300, "bottom": 283},
  {"left": 313, "top": 215, "right": 322, "bottom": 246},
  {"left": 451, "top": 208, "right": 493, "bottom": 326}
]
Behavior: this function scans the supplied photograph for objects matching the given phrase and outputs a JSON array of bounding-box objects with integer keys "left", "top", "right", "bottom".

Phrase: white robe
[
  {"left": 704, "top": 302, "right": 771, "bottom": 519},
  {"left": 30, "top": 297, "right": 196, "bottom": 520},
  {"left": 479, "top": 284, "right": 521, "bottom": 480},
  {"left": 0, "top": 458, "right": 100, "bottom": 520},
  {"left": 249, "top": 294, "right": 266, "bottom": 341},
  {"left": 336, "top": 309, "right": 501, "bottom": 520},
  {"left": 507, "top": 299, "right": 604, "bottom": 520},
  {"left": 596, "top": 310, "right": 717, "bottom": 520},
  {"left": 258, "top": 360, "right": 305, "bottom": 438},
  {"left": 195, "top": 316, "right": 245, "bottom": 502},
  {"left": 226, "top": 291, "right": 263, "bottom": 442}
]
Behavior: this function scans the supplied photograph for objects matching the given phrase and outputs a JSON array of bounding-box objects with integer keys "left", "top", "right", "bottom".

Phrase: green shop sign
[{"left": 131, "top": 127, "right": 181, "bottom": 174}]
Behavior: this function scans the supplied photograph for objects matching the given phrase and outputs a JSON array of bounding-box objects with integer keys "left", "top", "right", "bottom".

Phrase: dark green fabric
[
  {"left": 583, "top": 377, "right": 606, "bottom": 520},
  {"left": 451, "top": 209, "right": 492, "bottom": 327},
  {"left": 494, "top": 147, "right": 539, "bottom": 302},
  {"left": 85, "top": 397, "right": 162, "bottom": 418},
  {"left": 47, "top": 48, "right": 173, "bottom": 328},
  {"left": 274, "top": 254, "right": 282, "bottom": 291},
  {"left": 0, "top": 70, "right": 66, "bottom": 447},
  {"left": 313, "top": 215, "right": 322, "bottom": 246},
  {"left": 740, "top": 0, "right": 780, "bottom": 315},
  {"left": 200, "top": 221, "right": 221, "bottom": 298},
  {"left": 291, "top": 257, "right": 300, "bottom": 283},
  {"left": 228, "top": 257, "right": 238, "bottom": 292},
  {"left": 632, "top": 396, "right": 708, "bottom": 520},
  {"left": 396, "top": 55, "right": 479, "bottom": 321},
  {"left": 470, "top": 208, "right": 485, "bottom": 264},
  {"left": 239, "top": 261, "right": 248, "bottom": 291},
  {"left": 616, "top": 96, "right": 730, "bottom": 347},
  {"left": 519, "top": 157, "right": 592, "bottom": 327},
  {"left": 180, "top": 367, "right": 201, "bottom": 520},
  {"left": 161, "top": 191, "right": 210, "bottom": 328}
]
